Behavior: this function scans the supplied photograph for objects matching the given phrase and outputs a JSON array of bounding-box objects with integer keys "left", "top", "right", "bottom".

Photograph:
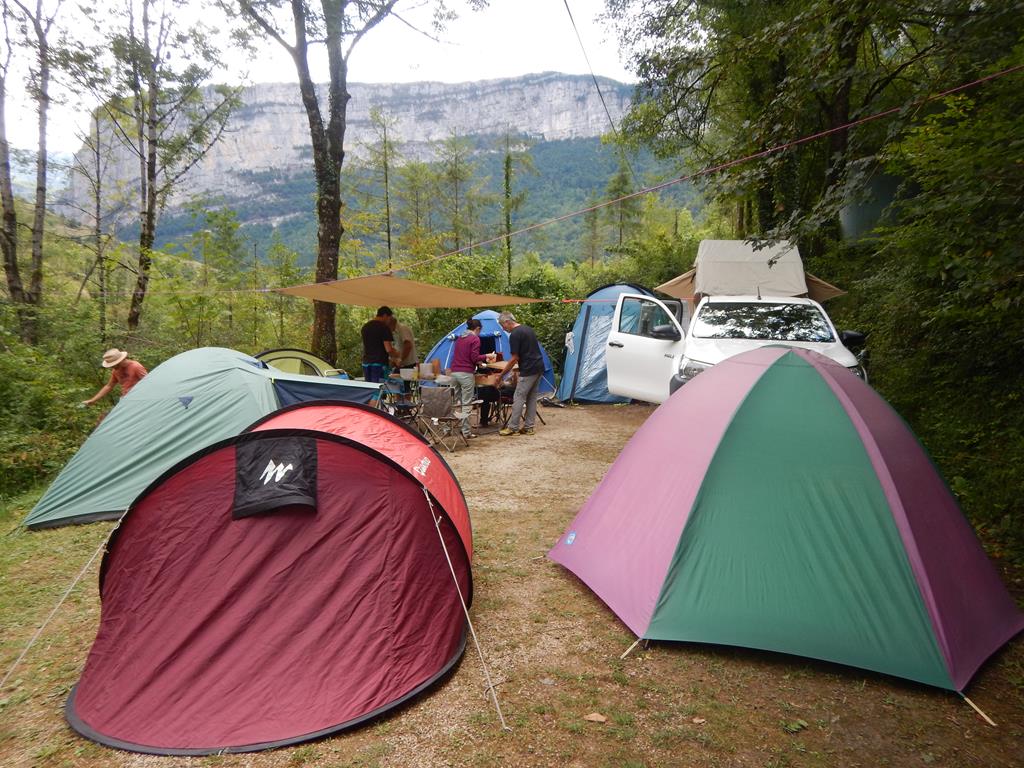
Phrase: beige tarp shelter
[
  {"left": 277, "top": 274, "right": 544, "bottom": 308},
  {"left": 656, "top": 240, "right": 845, "bottom": 303}
]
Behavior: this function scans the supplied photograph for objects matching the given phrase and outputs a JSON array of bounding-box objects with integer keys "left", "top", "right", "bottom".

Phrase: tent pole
[
  {"left": 960, "top": 694, "right": 997, "bottom": 727},
  {"left": 620, "top": 637, "right": 642, "bottom": 660},
  {"left": 1, "top": 518, "right": 122, "bottom": 690},
  {"left": 422, "top": 489, "right": 512, "bottom": 732}
]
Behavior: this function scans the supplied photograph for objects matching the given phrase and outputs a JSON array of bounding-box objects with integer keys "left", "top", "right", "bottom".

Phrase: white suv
[{"left": 605, "top": 293, "right": 866, "bottom": 404}]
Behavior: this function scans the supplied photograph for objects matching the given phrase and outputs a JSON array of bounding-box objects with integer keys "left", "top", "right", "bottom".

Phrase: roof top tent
[
  {"left": 550, "top": 347, "right": 1023, "bottom": 691},
  {"left": 424, "top": 309, "right": 556, "bottom": 394},
  {"left": 24, "top": 348, "right": 383, "bottom": 530},
  {"left": 557, "top": 283, "right": 655, "bottom": 403},
  {"left": 67, "top": 405, "right": 472, "bottom": 754},
  {"left": 255, "top": 347, "right": 345, "bottom": 377},
  {"left": 656, "top": 239, "right": 846, "bottom": 303}
]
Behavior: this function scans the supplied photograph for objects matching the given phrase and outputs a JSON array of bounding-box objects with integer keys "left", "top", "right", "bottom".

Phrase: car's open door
[{"left": 606, "top": 293, "right": 687, "bottom": 403}]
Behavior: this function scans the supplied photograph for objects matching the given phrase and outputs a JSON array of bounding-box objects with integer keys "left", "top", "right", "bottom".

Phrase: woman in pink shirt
[{"left": 449, "top": 319, "right": 490, "bottom": 439}]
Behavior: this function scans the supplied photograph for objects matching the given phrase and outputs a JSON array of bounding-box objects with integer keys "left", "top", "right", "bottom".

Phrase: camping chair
[
  {"left": 498, "top": 386, "right": 547, "bottom": 429},
  {"left": 416, "top": 385, "right": 467, "bottom": 453},
  {"left": 381, "top": 379, "right": 418, "bottom": 424}
]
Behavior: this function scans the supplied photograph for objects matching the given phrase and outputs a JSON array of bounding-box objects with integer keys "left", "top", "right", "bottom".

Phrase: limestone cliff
[{"left": 63, "top": 72, "right": 632, "bottom": 217}]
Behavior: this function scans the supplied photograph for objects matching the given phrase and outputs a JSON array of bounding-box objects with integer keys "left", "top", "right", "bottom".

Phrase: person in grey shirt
[
  {"left": 387, "top": 314, "right": 417, "bottom": 368},
  {"left": 496, "top": 311, "right": 544, "bottom": 436}
]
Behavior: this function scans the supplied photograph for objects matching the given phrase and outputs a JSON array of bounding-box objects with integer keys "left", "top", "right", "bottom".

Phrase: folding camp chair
[
  {"left": 498, "top": 385, "right": 547, "bottom": 429},
  {"left": 381, "top": 379, "right": 419, "bottom": 424},
  {"left": 416, "top": 385, "right": 467, "bottom": 453}
]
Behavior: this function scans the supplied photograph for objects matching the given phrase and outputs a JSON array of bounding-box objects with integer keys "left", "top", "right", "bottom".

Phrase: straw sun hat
[{"left": 101, "top": 348, "right": 129, "bottom": 368}]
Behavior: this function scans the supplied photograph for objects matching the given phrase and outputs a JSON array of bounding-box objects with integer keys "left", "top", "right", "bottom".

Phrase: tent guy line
[
  {"left": 561, "top": 0, "right": 640, "bottom": 187},
  {"left": 424, "top": 488, "right": 511, "bottom": 732},
  {"left": 0, "top": 518, "right": 122, "bottom": 690}
]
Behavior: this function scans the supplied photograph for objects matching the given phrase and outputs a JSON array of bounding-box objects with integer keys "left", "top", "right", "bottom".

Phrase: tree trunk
[
  {"left": 1, "top": 5, "right": 56, "bottom": 344},
  {"left": 756, "top": 176, "right": 775, "bottom": 232},
  {"left": 298, "top": 0, "right": 348, "bottom": 366},
  {"left": 93, "top": 113, "right": 107, "bottom": 342},
  {"left": 27, "top": 33, "right": 49, "bottom": 331},
  {"left": 128, "top": 0, "right": 159, "bottom": 333},
  {"left": 237, "top": 0, "right": 407, "bottom": 364},
  {"left": 0, "top": 69, "right": 28, "bottom": 326},
  {"left": 825, "top": 6, "right": 865, "bottom": 190},
  {"left": 503, "top": 142, "right": 512, "bottom": 287},
  {"left": 127, "top": 89, "right": 159, "bottom": 333},
  {"left": 382, "top": 120, "right": 392, "bottom": 270}
]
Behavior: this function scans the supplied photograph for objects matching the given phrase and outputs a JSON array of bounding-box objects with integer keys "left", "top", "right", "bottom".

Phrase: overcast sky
[{"left": 7, "top": 0, "right": 633, "bottom": 153}]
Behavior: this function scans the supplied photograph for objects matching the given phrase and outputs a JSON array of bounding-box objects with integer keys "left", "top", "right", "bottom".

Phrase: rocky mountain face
[{"left": 62, "top": 72, "right": 632, "bottom": 218}]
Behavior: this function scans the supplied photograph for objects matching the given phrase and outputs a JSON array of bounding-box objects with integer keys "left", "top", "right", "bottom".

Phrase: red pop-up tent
[{"left": 67, "top": 402, "right": 471, "bottom": 755}]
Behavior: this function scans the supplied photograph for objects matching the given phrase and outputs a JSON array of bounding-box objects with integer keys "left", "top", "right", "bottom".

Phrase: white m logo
[{"left": 260, "top": 459, "right": 294, "bottom": 485}]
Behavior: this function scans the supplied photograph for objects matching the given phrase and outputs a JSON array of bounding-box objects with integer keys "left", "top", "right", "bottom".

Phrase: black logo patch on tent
[{"left": 233, "top": 436, "right": 318, "bottom": 519}]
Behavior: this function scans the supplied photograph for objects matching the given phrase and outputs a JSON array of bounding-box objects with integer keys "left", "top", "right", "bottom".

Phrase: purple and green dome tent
[{"left": 549, "top": 347, "right": 1023, "bottom": 691}]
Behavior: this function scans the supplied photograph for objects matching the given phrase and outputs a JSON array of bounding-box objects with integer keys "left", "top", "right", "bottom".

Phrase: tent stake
[
  {"left": 620, "top": 638, "right": 642, "bottom": 660},
  {"left": 960, "top": 694, "right": 996, "bottom": 727},
  {"left": 1, "top": 518, "right": 122, "bottom": 690},
  {"left": 424, "top": 490, "right": 512, "bottom": 732}
]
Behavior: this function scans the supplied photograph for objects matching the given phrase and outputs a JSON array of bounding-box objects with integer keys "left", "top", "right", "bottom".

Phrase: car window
[
  {"left": 692, "top": 302, "right": 835, "bottom": 342},
  {"left": 619, "top": 297, "right": 674, "bottom": 337}
]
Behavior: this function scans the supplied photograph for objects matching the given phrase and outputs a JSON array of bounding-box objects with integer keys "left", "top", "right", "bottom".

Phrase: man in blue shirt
[{"left": 496, "top": 311, "right": 544, "bottom": 436}]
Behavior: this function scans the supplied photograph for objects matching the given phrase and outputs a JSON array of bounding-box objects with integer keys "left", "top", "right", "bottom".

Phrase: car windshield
[{"left": 692, "top": 302, "right": 835, "bottom": 342}]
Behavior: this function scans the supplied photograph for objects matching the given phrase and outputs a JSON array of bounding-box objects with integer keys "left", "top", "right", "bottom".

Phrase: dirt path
[{"left": 1, "top": 402, "right": 1021, "bottom": 768}]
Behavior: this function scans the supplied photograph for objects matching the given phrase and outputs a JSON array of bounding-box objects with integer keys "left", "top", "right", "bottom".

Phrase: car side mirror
[
  {"left": 840, "top": 330, "right": 866, "bottom": 348},
  {"left": 650, "top": 324, "right": 682, "bottom": 342}
]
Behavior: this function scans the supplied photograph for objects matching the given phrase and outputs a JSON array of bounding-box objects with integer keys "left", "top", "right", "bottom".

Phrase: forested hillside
[{"left": 151, "top": 136, "right": 700, "bottom": 265}]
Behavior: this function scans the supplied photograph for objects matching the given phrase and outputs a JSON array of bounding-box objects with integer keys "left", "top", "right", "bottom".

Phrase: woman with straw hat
[{"left": 81, "top": 348, "right": 148, "bottom": 407}]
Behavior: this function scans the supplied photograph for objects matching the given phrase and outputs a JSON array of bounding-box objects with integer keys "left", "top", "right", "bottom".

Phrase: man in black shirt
[
  {"left": 497, "top": 311, "right": 545, "bottom": 436},
  {"left": 361, "top": 306, "right": 400, "bottom": 383}
]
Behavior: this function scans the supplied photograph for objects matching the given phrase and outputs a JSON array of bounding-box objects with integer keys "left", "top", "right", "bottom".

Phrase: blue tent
[
  {"left": 424, "top": 310, "right": 556, "bottom": 394},
  {"left": 556, "top": 284, "right": 654, "bottom": 403}
]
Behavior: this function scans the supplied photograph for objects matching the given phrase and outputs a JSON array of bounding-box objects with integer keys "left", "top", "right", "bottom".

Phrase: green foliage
[
  {"left": 0, "top": 313, "right": 101, "bottom": 497},
  {"left": 844, "top": 46, "right": 1024, "bottom": 561},
  {"left": 611, "top": 0, "right": 1024, "bottom": 562},
  {"left": 507, "top": 255, "right": 578, "bottom": 361},
  {"left": 612, "top": 0, "right": 1024, "bottom": 246}
]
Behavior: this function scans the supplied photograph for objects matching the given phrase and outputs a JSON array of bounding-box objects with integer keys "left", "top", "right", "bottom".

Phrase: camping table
[{"left": 474, "top": 364, "right": 546, "bottom": 428}]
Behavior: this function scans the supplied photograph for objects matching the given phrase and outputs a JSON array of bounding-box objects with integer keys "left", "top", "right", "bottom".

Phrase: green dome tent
[
  {"left": 550, "top": 347, "right": 1023, "bottom": 691},
  {"left": 254, "top": 347, "right": 345, "bottom": 377},
  {"left": 24, "top": 348, "right": 382, "bottom": 530}
]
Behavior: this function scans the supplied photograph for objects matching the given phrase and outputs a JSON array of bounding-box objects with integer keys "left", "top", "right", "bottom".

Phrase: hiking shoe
[
  {"left": 466, "top": 433, "right": 479, "bottom": 439},
  {"left": 498, "top": 428, "right": 518, "bottom": 436},
  {"left": 520, "top": 427, "right": 535, "bottom": 435}
]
